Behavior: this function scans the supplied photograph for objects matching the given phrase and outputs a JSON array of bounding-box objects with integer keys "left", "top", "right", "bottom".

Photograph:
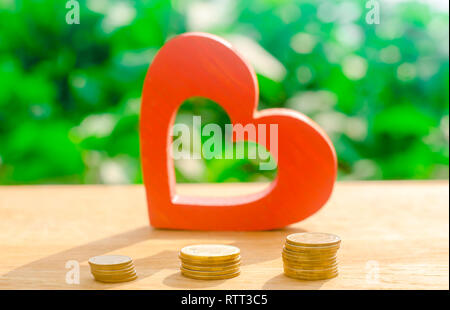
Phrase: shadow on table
[{"left": 2, "top": 225, "right": 316, "bottom": 289}]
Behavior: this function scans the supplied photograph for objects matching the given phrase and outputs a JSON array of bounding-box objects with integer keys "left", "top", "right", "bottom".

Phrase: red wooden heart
[{"left": 140, "top": 33, "right": 337, "bottom": 230}]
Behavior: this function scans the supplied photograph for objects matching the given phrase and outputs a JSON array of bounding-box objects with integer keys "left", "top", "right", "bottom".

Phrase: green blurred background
[{"left": 0, "top": 0, "right": 448, "bottom": 185}]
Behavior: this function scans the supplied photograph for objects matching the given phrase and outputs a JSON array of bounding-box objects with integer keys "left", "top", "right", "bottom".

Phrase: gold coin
[
  {"left": 281, "top": 250, "right": 337, "bottom": 260},
  {"left": 284, "top": 247, "right": 339, "bottom": 257},
  {"left": 181, "top": 261, "right": 241, "bottom": 272},
  {"left": 181, "top": 270, "right": 240, "bottom": 280},
  {"left": 282, "top": 249, "right": 337, "bottom": 261},
  {"left": 284, "top": 270, "right": 339, "bottom": 280},
  {"left": 180, "top": 266, "right": 240, "bottom": 276},
  {"left": 180, "top": 255, "right": 241, "bottom": 266},
  {"left": 284, "top": 266, "right": 338, "bottom": 276},
  {"left": 284, "top": 244, "right": 340, "bottom": 254},
  {"left": 283, "top": 259, "right": 338, "bottom": 270},
  {"left": 93, "top": 274, "right": 138, "bottom": 283},
  {"left": 91, "top": 267, "right": 136, "bottom": 277},
  {"left": 284, "top": 265, "right": 339, "bottom": 274},
  {"left": 88, "top": 255, "right": 133, "bottom": 269},
  {"left": 283, "top": 258, "right": 338, "bottom": 267},
  {"left": 282, "top": 253, "right": 337, "bottom": 263},
  {"left": 284, "top": 270, "right": 338, "bottom": 281},
  {"left": 90, "top": 264, "right": 136, "bottom": 273},
  {"left": 91, "top": 268, "right": 136, "bottom": 277},
  {"left": 90, "top": 262, "right": 135, "bottom": 272},
  {"left": 286, "top": 232, "right": 341, "bottom": 247},
  {"left": 92, "top": 273, "right": 137, "bottom": 282},
  {"left": 284, "top": 269, "right": 338, "bottom": 279},
  {"left": 284, "top": 243, "right": 340, "bottom": 253},
  {"left": 282, "top": 254, "right": 337, "bottom": 264},
  {"left": 180, "top": 244, "right": 240, "bottom": 261},
  {"left": 91, "top": 271, "right": 137, "bottom": 279}
]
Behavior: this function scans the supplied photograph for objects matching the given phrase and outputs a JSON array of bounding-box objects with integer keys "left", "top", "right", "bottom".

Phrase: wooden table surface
[{"left": 0, "top": 181, "right": 448, "bottom": 290}]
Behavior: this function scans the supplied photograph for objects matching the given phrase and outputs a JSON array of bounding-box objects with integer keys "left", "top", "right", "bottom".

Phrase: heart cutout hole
[{"left": 172, "top": 97, "right": 278, "bottom": 197}]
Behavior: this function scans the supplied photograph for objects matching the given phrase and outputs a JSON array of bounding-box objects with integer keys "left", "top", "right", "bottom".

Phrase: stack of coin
[
  {"left": 282, "top": 232, "right": 341, "bottom": 281},
  {"left": 89, "top": 255, "right": 137, "bottom": 283},
  {"left": 179, "top": 244, "right": 241, "bottom": 280}
]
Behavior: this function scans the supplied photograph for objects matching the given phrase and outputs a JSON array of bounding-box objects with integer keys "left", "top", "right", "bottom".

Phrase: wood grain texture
[{"left": 0, "top": 181, "right": 448, "bottom": 290}]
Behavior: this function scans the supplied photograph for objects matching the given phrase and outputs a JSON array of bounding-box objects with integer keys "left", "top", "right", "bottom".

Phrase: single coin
[
  {"left": 281, "top": 250, "right": 337, "bottom": 261},
  {"left": 283, "top": 260, "right": 338, "bottom": 270},
  {"left": 90, "top": 262, "right": 135, "bottom": 272},
  {"left": 180, "top": 245, "right": 240, "bottom": 261},
  {"left": 284, "top": 265, "right": 339, "bottom": 274},
  {"left": 282, "top": 254, "right": 337, "bottom": 263},
  {"left": 181, "top": 261, "right": 241, "bottom": 272},
  {"left": 88, "top": 255, "right": 133, "bottom": 268},
  {"left": 283, "top": 247, "right": 339, "bottom": 257},
  {"left": 92, "top": 273, "right": 137, "bottom": 282},
  {"left": 284, "top": 243, "right": 340, "bottom": 253},
  {"left": 284, "top": 270, "right": 338, "bottom": 281},
  {"left": 180, "top": 266, "right": 240, "bottom": 276},
  {"left": 91, "top": 268, "right": 137, "bottom": 278},
  {"left": 180, "top": 256, "right": 241, "bottom": 266},
  {"left": 282, "top": 249, "right": 337, "bottom": 261},
  {"left": 181, "top": 270, "right": 240, "bottom": 280},
  {"left": 284, "top": 265, "right": 338, "bottom": 275},
  {"left": 91, "top": 268, "right": 136, "bottom": 277},
  {"left": 93, "top": 274, "right": 138, "bottom": 283},
  {"left": 284, "top": 269, "right": 338, "bottom": 278},
  {"left": 283, "top": 258, "right": 337, "bottom": 266},
  {"left": 282, "top": 254, "right": 337, "bottom": 264},
  {"left": 286, "top": 232, "right": 341, "bottom": 247},
  {"left": 90, "top": 264, "right": 136, "bottom": 274}
]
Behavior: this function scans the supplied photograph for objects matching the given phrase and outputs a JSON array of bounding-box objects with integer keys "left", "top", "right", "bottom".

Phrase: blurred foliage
[{"left": 0, "top": 0, "right": 448, "bottom": 184}]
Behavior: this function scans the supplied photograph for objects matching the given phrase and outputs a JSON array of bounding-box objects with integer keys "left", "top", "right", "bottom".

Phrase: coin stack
[
  {"left": 89, "top": 255, "right": 137, "bottom": 283},
  {"left": 282, "top": 232, "right": 341, "bottom": 281},
  {"left": 179, "top": 244, "right": 241, "bottom": 280}
]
